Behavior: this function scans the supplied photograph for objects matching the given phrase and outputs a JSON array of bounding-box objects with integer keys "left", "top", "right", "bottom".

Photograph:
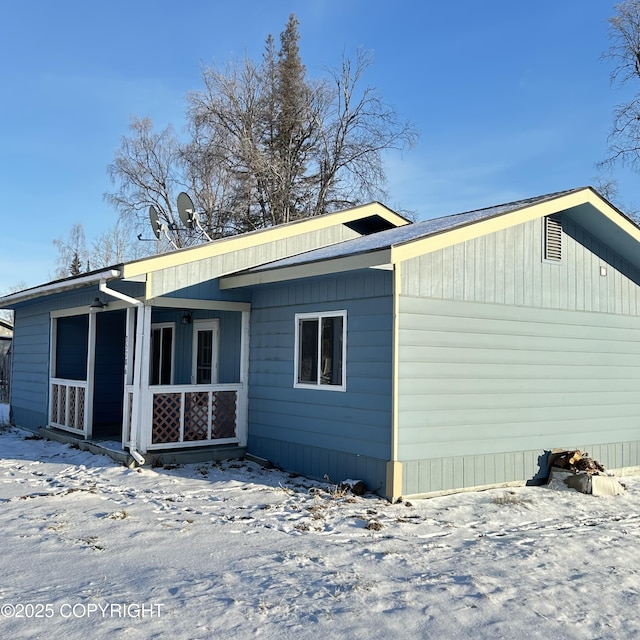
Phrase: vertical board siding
[
  {"left": 401, "top": 216, "right": 640, "bottom": 313},
  {"left": 250, "top": 435, "right": 388, "bottom": 493},
  {"left": 402, "top": 441, "right": 640, "bottom": 497},
  {"left": 151, "top": 226, "right": 361, "bottom": 298},
  {"left": 247, "top": 270, "right": 393, "bottom": 488}
]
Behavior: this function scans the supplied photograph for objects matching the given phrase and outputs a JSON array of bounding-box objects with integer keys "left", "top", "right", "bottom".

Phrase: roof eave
[
  {"left": 220, "top": 248, "right": 392, "bottom": 289},
  {"left": 122, "top": 202, "right": 409, "bottom": 279},
  {"left": 0, "top": 268, "right": 122, "bottom": 309}
]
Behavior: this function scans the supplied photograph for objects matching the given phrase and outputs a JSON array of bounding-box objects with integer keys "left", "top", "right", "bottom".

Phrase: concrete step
[{"left": 38, "top": 427, "right": 246, "bottom": 469}]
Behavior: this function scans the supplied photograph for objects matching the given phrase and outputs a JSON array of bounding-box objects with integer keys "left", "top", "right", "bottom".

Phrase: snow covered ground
[{"left": 2, "top": 403, "right": 640, "bottom": 639}]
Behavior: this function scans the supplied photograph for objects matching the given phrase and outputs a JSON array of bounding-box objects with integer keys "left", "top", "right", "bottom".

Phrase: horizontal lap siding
[
  {"left": 398, "top": 213, "right": 640, "bottom": 496},
  {"left": 10, "top": 308, "right": 50, "bottom": 430},
  {"left": 9, "top": 284, "right": 143, "bottom": 431},
  {"left": 248, "top": 270, "right": 393, "bottom": 489},
  {"left": 398, "top": 298, "right": 640, "bottom": 494}
]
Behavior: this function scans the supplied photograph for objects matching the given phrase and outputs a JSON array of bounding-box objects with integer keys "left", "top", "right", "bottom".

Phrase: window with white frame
[
  {"left": 294, "top": 311, "right": 346, "bottom": 391},
  {"left": 150, "top": 323, "right": 174, "bottom": 385}
]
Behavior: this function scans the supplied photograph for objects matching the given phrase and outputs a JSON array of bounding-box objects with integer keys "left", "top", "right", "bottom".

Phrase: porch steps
[
  {"left": 38, "top": 428, "right": 134, "bottom": 466},
  {"left": 38, "top": 427, "right": 246, "bottom": 469},
  {"left": 145, "top": 445, "right": 247, "bottom": 467}
]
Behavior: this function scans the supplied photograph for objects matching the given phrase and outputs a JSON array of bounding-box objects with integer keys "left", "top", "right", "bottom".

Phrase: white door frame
[{"left": 191, "top": 319, "right": 220, "bottom": 385}]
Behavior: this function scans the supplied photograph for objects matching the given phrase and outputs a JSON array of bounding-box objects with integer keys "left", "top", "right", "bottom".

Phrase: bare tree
[
  {"left": 604, "top": 0, "right": 640, "bottom": 170},
  {"left": 105, "top": 118, "right": 190, "bottom": 249},
  {"left": 53, "top": 223, "right": 88, "bottom": 278},
  {"left": 106, "top": 14, "right": 417, "bottom": 248},
  {"left": 91, "top": 220, "right": 151, "bottom": 266},
  {"left": 54, "top": 221, "right": 149, "bottom": 279}
]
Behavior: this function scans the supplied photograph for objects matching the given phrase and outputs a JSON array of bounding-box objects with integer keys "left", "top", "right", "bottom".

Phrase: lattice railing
[
  {"left": 50, "top": 378, "right": 87, "bottom": 434},
  {"left": 149, "top": 385, "right": 239, "bottom": 448}
]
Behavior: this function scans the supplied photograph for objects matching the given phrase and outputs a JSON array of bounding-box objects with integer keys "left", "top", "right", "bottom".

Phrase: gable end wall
[
  {"left": 398, "top": 215, "right": 640, "bottom": 496},
  {"left": 150, "top": 226, "right": 361, "bottom": 298}
]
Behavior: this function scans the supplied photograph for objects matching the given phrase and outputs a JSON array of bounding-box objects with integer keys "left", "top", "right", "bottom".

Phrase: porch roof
[
  {"left": 219, "top": 187, "right": 640, "bottom": 288},
  {"left": 120, "top": 202, "right": 410, "bottom": 280},
  {"left": 0, "top": 202, "right": 410, "bottom": 310},
  {"left": 0, "top": 268, "right": 122, "bottom": 309}
]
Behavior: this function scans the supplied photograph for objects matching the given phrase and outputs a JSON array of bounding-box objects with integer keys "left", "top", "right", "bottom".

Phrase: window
[
  {"left": 543, "top": 216, "right": 562, "bottom": 262},
  {"left": 191, "top": 319, "right": 220, "bottom": 384},
  {"left": 150, "top": 323, "right": 174, "bottom": 385},
  {"left": 294, "top": 311, "right": 346, "bottom": 391}
]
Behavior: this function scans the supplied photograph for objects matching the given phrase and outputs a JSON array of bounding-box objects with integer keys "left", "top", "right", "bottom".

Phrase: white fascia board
[
  {"left": 147, "top": 297, "right": 251, "bottom": 312},
  {"left": 0, "top": 269, "right": 121, "bottom": 308},
  {"left": 220, "top": 249, "right": 392, "bottom": 289}
]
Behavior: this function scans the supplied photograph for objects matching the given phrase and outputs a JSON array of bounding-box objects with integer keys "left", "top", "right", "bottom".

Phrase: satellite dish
[
  {"left": 177, "top": 192, "right": 196, "bottom": 229},
  {"left": 149, "top": 205, "right": 161, "bottom": 239}
]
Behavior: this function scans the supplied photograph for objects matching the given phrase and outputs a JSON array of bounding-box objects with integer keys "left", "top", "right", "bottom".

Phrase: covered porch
[{"left": 48, "top": 292, "right": 250, "bottom": 459}]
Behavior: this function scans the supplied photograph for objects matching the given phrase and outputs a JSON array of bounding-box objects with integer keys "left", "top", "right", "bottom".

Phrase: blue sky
[{"left": 0, "top": 0, "right": 635, "bottom": 293}]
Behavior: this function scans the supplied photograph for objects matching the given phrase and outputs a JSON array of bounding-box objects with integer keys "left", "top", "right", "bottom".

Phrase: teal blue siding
[
  {"left": 149, "top": 225, "right": 361, "bottom": 298},
  {"left": 10, "top": 307, "right": 50, "bottom": 430},
  {"left": 401, "top": 215, "right": 640, "bottom": 313},
  {"left": 247, "top": 270, "right": 393, "bottom": 490},
  {"left": 398, "top": 213, "right": 640, "bottom": 495},
  {"left": 249, "top": 435, "right": 388, "bottom": 493},
  {"left": 402, "top": 441, "right": 640, "bottom": 496}
]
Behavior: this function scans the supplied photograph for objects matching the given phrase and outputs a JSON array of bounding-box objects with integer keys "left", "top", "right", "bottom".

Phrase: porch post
[
  {"left": 237, "top": 308, "right": 250, "bottom": 446},
  {"left": 85, "top": 311, "right": 97, "bottom": 440},
  {"left": 131, "top": 305, "right": 152, "bottom": 454},
  {"left": 121, "top": 307, "right": 136, "bottom": 447}
]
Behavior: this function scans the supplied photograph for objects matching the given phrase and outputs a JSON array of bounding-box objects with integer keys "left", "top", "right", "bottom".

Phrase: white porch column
[
  {"left": 131, "top": 304, "right": 152, "bottom": 454},
  {"left": 237, "top": 308, "right": 250, "bottom": 446}
]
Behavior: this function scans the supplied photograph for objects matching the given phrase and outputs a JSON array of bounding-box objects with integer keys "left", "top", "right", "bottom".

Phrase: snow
[{"left": 1, "top": 407, "right": 640, "bottom": 639}]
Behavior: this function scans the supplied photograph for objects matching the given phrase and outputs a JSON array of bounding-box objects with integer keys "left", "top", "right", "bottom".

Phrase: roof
[
  {"left": 0, "top": 268, "right": 122, "bottom": 308},
  {"left": 219, "top": 187, "right": 640, "bottom": 289},
  {"left": 120, "top": 202, "right": 410, "bottom": 280},
  {"left": 0, "top": 202, "right": 409, "bottom": 308}
]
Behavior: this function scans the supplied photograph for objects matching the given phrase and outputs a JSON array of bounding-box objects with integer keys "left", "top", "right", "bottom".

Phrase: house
[
  {"left": 0, "top": 318, "right": 12, "bottom": 402},
  {"left": 3, "top": 187, "right": 640, "bottom": 499}
]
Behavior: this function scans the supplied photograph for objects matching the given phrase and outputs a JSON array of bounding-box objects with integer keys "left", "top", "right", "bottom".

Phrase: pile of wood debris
[
  {"left": 547, "top": 449, "right": 625, "bottom": 496},
  {"left": 549, "top": 450, "right": 606, "bottom": 475}
]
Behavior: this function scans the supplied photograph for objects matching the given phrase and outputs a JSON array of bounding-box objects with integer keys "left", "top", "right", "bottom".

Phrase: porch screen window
[
  {"left": 295, "top": 311, "right": 346, "bottom": 391},
  {"left": 150, "top": 324, "right": 174, "bottom": 385}
]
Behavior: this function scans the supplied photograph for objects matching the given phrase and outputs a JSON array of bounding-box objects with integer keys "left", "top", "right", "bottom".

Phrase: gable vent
[{"left": 544, "top": 216, "right": 562, "bottom": 261}]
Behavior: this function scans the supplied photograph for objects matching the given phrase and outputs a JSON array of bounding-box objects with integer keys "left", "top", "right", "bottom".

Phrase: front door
[{"left": 191, "top": 319, "right": 220, "bottom": 384}]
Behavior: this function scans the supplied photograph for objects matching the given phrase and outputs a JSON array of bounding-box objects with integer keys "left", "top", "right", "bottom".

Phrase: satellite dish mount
[
  {"left": 148, "top": 205, "right": 178, "bottom": 250},
  {"left": 177, "top": 192, "right": 212, "bottom": 242}
]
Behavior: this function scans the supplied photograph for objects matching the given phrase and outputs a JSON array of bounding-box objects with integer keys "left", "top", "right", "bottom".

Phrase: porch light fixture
[
  {"left": 182, "top": 311, "right": 192, "bottom": 325},
  {"left": 89, "top": 297, "right": 107, "bottom": 311}
]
